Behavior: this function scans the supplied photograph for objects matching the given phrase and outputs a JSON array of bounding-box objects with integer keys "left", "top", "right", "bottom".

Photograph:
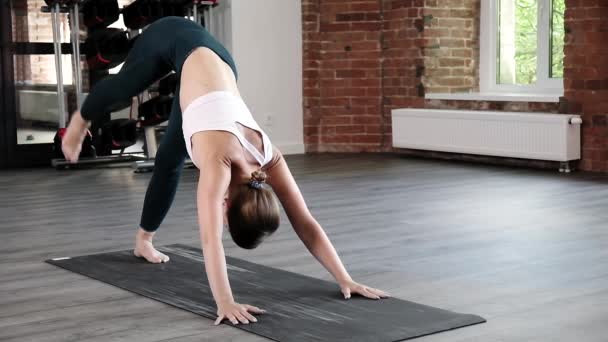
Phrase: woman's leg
[
  {"left": 80, "top": 29, "right": 171, "bottom": 121},
  {"left": 135, "top": 84, "right": 187, "bottom": 263}
]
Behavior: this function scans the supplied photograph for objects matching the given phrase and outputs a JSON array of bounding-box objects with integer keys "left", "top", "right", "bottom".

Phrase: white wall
[
  {"left": 216, "top": 0, "right": 304, "bottom": 154},
  {"left": 207, "top": 1, "right": 232, "bottom": 53}
]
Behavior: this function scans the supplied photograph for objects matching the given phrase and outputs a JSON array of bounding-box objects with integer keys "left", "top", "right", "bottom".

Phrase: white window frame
[{"left": 479, "top": 0, "right": 563, "bottom": 95}]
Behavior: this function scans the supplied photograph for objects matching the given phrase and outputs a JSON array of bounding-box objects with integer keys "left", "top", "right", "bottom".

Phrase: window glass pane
[
  {"left": 14, "top": 54, "right": 73, "bottom": 86},
  {"left": 11, "top": 0, "right": 75, "bottom": 145},
  {"left": 551, "top": 0, "right": 565, "bottom": 78},
  {"left": 11, "top": 0, "right": 70, "bottom": 43},
  {"left": 14, "top": 54, "right": 72, "bottom": 145},
  {"left": 498, "top": 0, "right": 538, "bottom": 85}
]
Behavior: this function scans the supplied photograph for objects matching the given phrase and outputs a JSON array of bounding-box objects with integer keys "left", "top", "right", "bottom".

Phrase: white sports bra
[{"left": 181, "top": 91, "right": 273, "bottom": 167}]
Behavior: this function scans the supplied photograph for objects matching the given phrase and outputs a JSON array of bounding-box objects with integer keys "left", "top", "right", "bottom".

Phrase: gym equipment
[
  {"left": 133, "top": 94, "right": 181, "bottom": 173},
  {"left": 40, "top": 0, "right": 74, "bottom": 129},
  {"left": 105, "top": 119, "right": 138, "bottom": 150},
  {"left": 81, "top": 0, "right": 120, "bottom": 30},
  {"left": 84, "top": 28, "right": 131, "bottom": 71},
  {"left": 123, "top": 0, "right": 219, "bottom": 30},
  {"left": 138, "top": 96, "right": 174, "bottom": 127},
  {"left": 47, "top": 244, "right": 486, "bottom": 342},
  {"left": 54, "top": 118, "right": 137, "bottom": 163},
  {"left": 161, "top": 2, "right": 188, "bottom": 18},
  {"left": 44, "top": 0, "right": 78, "bottom": 5},
  {"left": 132, "top": 72, "right": 196, "bottom": 173},
  {"left": 45, "top": 1, "right": 145, "bottom": 169},
  {"left": 122, "top": 0, "right": 165, "bottom": 30},
  {"left": 48, "top": 0, "right": 218, "bottom": 171}
]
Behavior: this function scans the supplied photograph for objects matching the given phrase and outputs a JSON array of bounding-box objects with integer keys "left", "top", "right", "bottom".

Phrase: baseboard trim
[{"left": 276, "top": 143, "right": 306, "bottom": 155}]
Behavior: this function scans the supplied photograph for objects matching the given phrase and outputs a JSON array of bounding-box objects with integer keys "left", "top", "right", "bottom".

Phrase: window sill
[{"left": 425, "top": 92, "right": 562, "bottom": 103}]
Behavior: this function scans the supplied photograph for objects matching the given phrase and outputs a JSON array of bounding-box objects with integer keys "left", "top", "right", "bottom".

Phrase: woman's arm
[
  {"left": 196, "top": 154, "right": 235, "bottom": 306},
  {"left": 265, "top": 150, "right": 389, "bottom": 299},
  {"left": 193, "top": 135, "right": 264, "bottom": 325}
]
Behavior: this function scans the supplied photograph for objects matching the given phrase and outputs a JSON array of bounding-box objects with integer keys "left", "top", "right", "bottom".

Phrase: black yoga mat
[{"left": 46, "top": 244, "right": 485, "bottom": 342}]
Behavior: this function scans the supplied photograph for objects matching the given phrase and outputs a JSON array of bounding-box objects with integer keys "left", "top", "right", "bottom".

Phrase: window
[
  {"left": 480, "top": 0, "right": 565, "bottom": 95},
  {"left": 11, "top": 0, "right": 73, "bottom": 86}
]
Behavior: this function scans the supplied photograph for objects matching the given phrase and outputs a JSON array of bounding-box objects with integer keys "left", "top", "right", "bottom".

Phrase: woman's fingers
[
  {"left": 214, "top": 314, "right": 236, "bottom": 325},
  {"left": 368, "top": 287, "right": 390, "bottom": 298},
  {"left": 241, "top": 309, "right": 258, "bottom": 323},
  {"left": 227, "top": 314, "right": 239, "bottom": 325},
  {"left": 216, "top": 305, "right": 265, "bottom": 327},
  {"left": 216, "top": 303, "right": 267, "bottom": 327},
  {"left": 344, "top": 281, "right": 390, "bottom": 300},
  {"left": 354, "top": 286, "right": 380, "bottom": 299},
  {"left": 234, "top": 311, "right": 250, "bottom": 324},
  {"left": 342, "top": 287, "right": 352, "bottom": 299},
  {"left": 244, "top": 304, "right": 266, "bottom": 314},
  {"left": 358, "top": 287, "right": 380, "bottom": 300}
]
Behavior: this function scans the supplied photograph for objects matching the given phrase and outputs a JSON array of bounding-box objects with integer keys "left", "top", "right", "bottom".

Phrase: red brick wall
[
  {"left": 303, "top": 0, "right": 386, "bottom": 153},
  {"left": 563, "top": 0, "right": 608, "bottom": 172},
  {"left": 423, "top": 0, "right": 479, "bottom": 94},
  {"left": 381, "top": 0, "right": 425, "bottom": 152},
  {"left": 302, "top": 0, "right": 322, "bottom": 149},
  {"left": 303, "top": 0, "right": 606, "bottom": 172},
  {"left": 12, "top": 0, "right": 31, "bottom": 84},
  {"left": 302, "top": 0, "right": 430, "bottom": 153}
]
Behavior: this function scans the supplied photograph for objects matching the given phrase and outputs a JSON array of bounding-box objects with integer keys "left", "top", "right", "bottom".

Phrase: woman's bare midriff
[
  {"left": 180, "top": 47, "right": 268, "bottom": 175},
  {"left": 180, "top": 47, "right": 240, "bottom": 109}
]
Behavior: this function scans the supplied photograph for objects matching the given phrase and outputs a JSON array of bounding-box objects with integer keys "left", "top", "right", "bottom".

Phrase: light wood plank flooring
[{"left": 1, "top": 154, "right": 607, "bottom": 342}]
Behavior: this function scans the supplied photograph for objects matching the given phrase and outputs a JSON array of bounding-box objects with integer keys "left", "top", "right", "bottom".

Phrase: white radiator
[{"left": 392, "top": 108, "right": 582, "bottom": 163}]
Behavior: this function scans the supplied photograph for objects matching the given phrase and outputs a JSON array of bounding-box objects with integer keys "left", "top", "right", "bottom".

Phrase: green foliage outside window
[
  {"left": 499, "top": 0, "right": 564, "bottom": 85},
  {"left": 551, "top": 0, "right": 565, "bottom": 78},
  {"left": 513, "top": 0, "right": 538, "bottom": 84}
]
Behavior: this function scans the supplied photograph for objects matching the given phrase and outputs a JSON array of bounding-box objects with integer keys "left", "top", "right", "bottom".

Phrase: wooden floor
[{"left": 1, "top": 154, "right": 608, "bottom": 342}]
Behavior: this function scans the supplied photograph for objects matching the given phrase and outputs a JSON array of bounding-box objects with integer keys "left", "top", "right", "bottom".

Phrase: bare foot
[{"left": 133, "top": 228, "right": 170, "bottom": 264}]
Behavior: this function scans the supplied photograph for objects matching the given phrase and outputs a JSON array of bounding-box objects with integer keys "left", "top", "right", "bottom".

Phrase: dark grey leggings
[
  {"left": 139, "top": 83, "right": 187, "bottom": 232},
  {"left": 79, "top": 17, "right": 237, "bottom": 232}
]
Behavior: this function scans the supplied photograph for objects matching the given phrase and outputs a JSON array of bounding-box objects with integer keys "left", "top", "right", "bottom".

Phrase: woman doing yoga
[{"left": 61, "top": 16, "right": 389, "bottom": 325}]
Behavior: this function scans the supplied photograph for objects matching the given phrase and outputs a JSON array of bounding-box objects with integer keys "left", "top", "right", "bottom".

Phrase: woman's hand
[
  {"left": 339, "top": 279, "right": 390, "bottom": 300},
  {"left": 215, "top": 301, "right": 266, "bottom": 325},
  {"left": 61, "top": 111, "right": 89, "bottom": 163}
]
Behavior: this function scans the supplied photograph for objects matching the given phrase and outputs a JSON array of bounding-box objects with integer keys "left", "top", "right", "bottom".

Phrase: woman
[{"left": 62, "top": 16, "right": 389, "bottom": 325}]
